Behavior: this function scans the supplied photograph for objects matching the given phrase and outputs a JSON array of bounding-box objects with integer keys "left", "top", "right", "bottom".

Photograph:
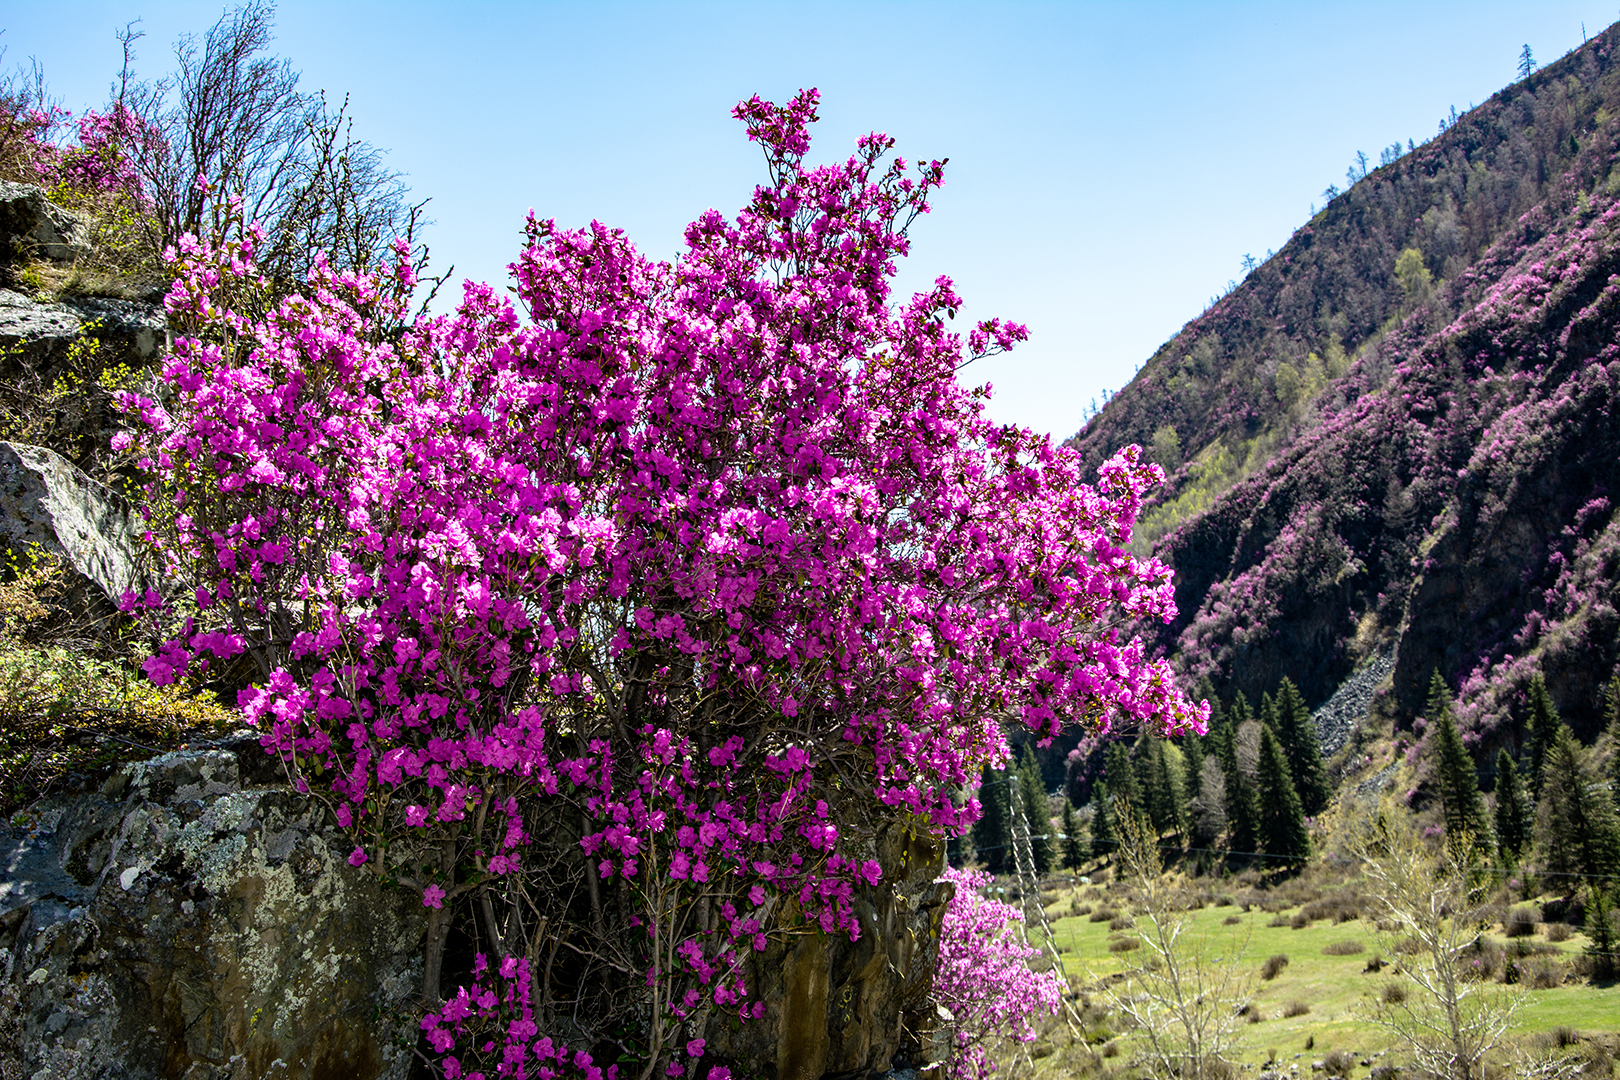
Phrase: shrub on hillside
[
  {"left": 121, "top": 87, "right": 1206, "bottom": 1078},
  {"left": 1260, "top": 954, "right": 1289, "bottom": 980}
]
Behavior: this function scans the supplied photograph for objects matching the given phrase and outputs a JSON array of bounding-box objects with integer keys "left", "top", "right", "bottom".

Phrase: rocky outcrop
[
  {"left": 0, "top": 183, "right": 91, "bottom": 266},
  {"left": 0, "top": 738, "right": 428, "bottom": 1080},
  {"left": 0, "top": 287, "right": 165, "bottom": 375},
  {"left": 0, "top": 737, "right": 953, "bottom": 1080},
  {"left": 0, "top": 440, "right": 153, "bottom": 610}
]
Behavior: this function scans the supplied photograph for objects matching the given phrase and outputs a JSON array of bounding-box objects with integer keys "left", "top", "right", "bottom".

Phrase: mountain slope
[{"left": 1073, "top": 27, "right": 1620, "bottom": 750}]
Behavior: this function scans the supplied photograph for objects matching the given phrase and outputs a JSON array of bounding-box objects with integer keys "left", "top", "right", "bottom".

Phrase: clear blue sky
[{"left": 3, "top": 2, "right": 1610, "bottom": 442}]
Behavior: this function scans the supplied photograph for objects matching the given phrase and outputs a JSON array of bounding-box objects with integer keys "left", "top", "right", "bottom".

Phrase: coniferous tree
[
  {"left": 1106, "top": 740, "right": 1143, "bottom": 823},
  {"left": 1194, "top": 676, "right": 1225, "bottom": 734},
  {"left": 1216, "top": 697, "right": 1260, "bottom": 856},
  {"left": 1089, "top": 778, "right": 1116, "bottom": 859},
  {"left": 1524, "top": 673, "right": 1559, "bottom": 801},
  {"left": 1536, "top": 725, "right": 1620, "bottom": 879},
  {"left": 1017, "top": 743, "right": 1054, "bottom": 874},
  {"left": 1603, "top": 674, "right": 1620, "bottom": 815},
  {"left": 1273, "top": 677, "right": 1329, "bottom": 816},
  {"left": 1138, "top": 737, "right": 1187, "bottom": 839},
  {"left": 1586, "top": 885, "right": 1618, "bottom": 981},
  {"left": 1189, "top": 755, "right": 1228, "bottom": 847},
  {"left": 1256, "top": 725, "right": 1310, "bottom": 862},
  {"left": 1060, "top": 800, "right": 1086, "bottom": 871},
  {"left": 972, "top": 763, "right": 1012, "bottom": 874},
  {"left": 1180, "top": 734, "right": 1205, "bottom": 827},
  {"left": 1493, "top": 748, "right": 1532, "bottom": 863},
  {"left": 1431, "top": 696, "right": 1492, "bottom": 852},
  {"left": 1228, "top": 691, "right": 1251, "bottom": 729},
  {"left": 1259, "top": 690, "right": 1277, "bottom": 732}
]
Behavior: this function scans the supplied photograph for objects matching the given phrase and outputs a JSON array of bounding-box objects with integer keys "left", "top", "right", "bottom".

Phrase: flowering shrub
[
  {"left": 0, "top": 99, "right": 150, "bottom": 202},
  {"left": 931, "top": 868, "right": 1063, "bottom": 1080},
  {"left": 118, "top": 89, "right": 1203, "bottom": 1077}
]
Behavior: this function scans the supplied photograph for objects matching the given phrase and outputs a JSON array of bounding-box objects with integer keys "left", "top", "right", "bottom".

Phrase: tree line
[{"left": 960, "top": 667, "right": 1620, "bottom": 908}]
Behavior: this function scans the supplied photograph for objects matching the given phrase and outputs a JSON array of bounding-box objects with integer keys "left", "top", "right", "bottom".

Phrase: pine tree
[
  {"left": 1060, "top": 800, "right": 1086, "bottom": 871},
  {"left": 1273, "top": 677, "right": 1329, "bottom": 816},
  {"left": 1586, "top": 885, "right": 1618, "bottom": 981},
  {"left": 1138, "top": 737, "right": 1187, "bottom": 839},
  {"left": 1535, "top": 725, "right": 1620, "bottom": 879},
  {"left": 1017, "top": 743, "right": 1054, "bottom": 874},
  {"left": 1518, "top": 43, "right": 1536, "bottom": 81},
  {"left": 1493, "top": 748, "right": 1531, "bottom": 863},
  {"left": 1259, "top": 690, "right": 1277, "bottom": 731},
  {"left": 1524, "top": 673, "right": 1559, "bottom": 801},
  {"left": 1216, "top": 699, "right": 1260, "bottom": 856},
  {"left": 1257, "top": 725, "right": 1310, "bottom": 862},
  {"left": 1431, "top": 696, "right": 1491, "bottom": 851},
  {"left": 1106, "top": 740, "right": 1143, "bottom": 822},
  {"left": 1089, "top": 778, "right": 1116, "bottom": 859},
  {"left": 1603, "top": 673, "right": 1620, "bottom": 815},
  {"left": 972, "top": 763, "right": 1012, "bottom": 874},
  {"left": 1180, "top": 733, "right": 1206, "bottom": 825}
]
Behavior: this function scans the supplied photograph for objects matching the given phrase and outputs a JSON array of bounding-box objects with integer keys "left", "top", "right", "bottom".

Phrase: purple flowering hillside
[{"left": 1071, "top": 26, "right": 1620, "bottom": 746}]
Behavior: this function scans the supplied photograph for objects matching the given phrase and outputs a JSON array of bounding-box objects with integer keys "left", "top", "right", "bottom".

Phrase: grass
[{"left": 1025, "top": 876, "right": 1620, "bottom": 1075}]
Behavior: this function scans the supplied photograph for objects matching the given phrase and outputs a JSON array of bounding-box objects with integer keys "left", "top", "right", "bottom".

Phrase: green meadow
[{"left": 1011, "top": 878, "right": 1620, "bottom": 1075}]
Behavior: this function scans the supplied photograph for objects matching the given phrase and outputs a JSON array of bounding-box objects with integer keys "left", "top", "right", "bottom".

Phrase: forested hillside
[{"left": 1069, "top": 25, "right": 1620, "bottom": 753}]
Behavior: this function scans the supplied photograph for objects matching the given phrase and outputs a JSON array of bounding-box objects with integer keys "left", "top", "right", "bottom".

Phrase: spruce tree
[
  {"left": 1017, "top": 743, "right": 1055, "bottom": 874},
  {"left": 1493, "top": 748, "right": 1531, "bottom": 863},
  {"left": 1586, "top": 885, "right": 1618, "bottom": 981},
  {"left": 1274, "top": 677, "right": 1330, "bottom": 816},
  {"left": 1089, "top": 778, "right": 1116, "bottom": 859},
  {"left": 1228, "top": 691, "right": 1252, "bottom": 729},
  {"left": 1180, "top": 734, "right": 1206, "bottom": 826},
  {"left": 1060, "top": 800, "right": 1086, "bottom": 871},
  {"left": 1603, "top": 673, "right": 1620, "bottom": 815},
  {"left": 971, "top": 763, "right": 1012, "bottom": 874},
  {"left": 1536, "top": 725, "right": 1620, "bottom": 879},
  {"left": 1106, "top": 740, "right": 1143, "bottom": 822},
  {"left": 1524, "top": 673, "right": 1559, "bottom": 801},
  {"left": 1259, "top": 690, "right": 1277, "bottom": 731},
  {"left": 1216, "top": 699, "right": 1260, "bottom": 856},
  {"left": 1138, "top": 737, "right": 1187, "bottom": 839},
  {"left": 1256, "top": 725, "right": 1310, "bottom": 862},
  {"left": 1431, "top": 696, "right": 1491, "bottom": 851},
  {"left": 1194, "top": 676, "right": 1225, "bottom": 733}
]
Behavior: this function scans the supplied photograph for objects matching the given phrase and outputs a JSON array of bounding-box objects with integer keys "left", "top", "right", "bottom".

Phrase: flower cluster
[
  {"left": 119, "top": 89, "right": 1202, "bottom": 1076},
  {"left": 931, "top": 868, "right": 1064, "bottom": 1080},
  {"left": 3, "top": 101, "right": 151, "bottom": 201}
]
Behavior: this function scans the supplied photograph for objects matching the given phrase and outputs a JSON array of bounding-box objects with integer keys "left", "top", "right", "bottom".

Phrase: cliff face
[{"left": 1071, "top": 28, "right": 1620, "bottom": 745}]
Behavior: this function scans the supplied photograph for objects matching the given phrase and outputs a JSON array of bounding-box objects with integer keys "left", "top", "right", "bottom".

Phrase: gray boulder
[
  {"left": 0, "top": 288, "right": 165, "bottom": 375},
  {"left": 0, "top": 182, "right": 91, "bottom": 265},
  {"left": 0, "top": 738, "right": 427, "bottom": 1080},
  {"left": 0, "top": 441, "right": 153, "bottom": 609}
]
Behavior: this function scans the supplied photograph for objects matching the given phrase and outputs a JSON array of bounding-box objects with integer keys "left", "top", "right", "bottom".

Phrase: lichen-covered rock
[
  {"left": 0, "top": 287, "right": 166, "bottom": 375},
  {"left": 0, "top": 440, "right": 153, "bottom": 609},
  {"left": 0, "top": 737, "right": 428, "bottom": 1080},
  {"left": 0, "top": 183, "right": 91, "bottom": 265}
]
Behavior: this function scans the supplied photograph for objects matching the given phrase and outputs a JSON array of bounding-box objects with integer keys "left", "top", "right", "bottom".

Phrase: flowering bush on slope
[
  {"left": 118, "top": 89, "right": 1204, "bottom": 1078},
  {"left": 932, "top": 868, "right": 1064, "bottom": 1080}
]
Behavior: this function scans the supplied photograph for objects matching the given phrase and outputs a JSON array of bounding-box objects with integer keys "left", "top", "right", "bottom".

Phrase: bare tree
[
  {"left": 1346, "top": 798, "right": 1523, "bottom": 1080},
  {"left": 119, "top": 1, "right": 423, "bottom": 293},
  {"left": 1189, "top": 755, "right": 1227, "bottom": 847},
  {"left": 1104, "top": 805, "right": 1252, "bottom": 1080}
]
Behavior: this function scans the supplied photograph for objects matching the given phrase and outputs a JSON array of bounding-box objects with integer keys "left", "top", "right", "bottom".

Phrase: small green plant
[{"left": 0, "top": 550, "right": 238, "bottom": 814}]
